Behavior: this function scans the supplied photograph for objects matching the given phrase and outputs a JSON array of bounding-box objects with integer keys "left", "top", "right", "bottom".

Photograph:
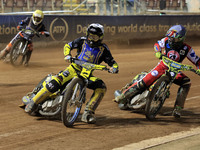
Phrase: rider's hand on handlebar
[
  {"left": 17, "top": 25, "right": 23, "bottom": 31},
  {"left": 39, "top": 31, "right": 50, "bottom": 37},
  {"left": 196, "top": 69, "right": 200, "bottom": 75},
  {"left": 64, "top": 55, "right": 72, "bottom": 63},
  {"left": 155, "top": 52, "right": 162, "bottom": 59},
  {"left": 109, "top": 64, "right": 119, "bottom": 74}
]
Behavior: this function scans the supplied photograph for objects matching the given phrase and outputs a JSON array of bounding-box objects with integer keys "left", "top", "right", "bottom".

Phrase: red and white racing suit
[{"left": 123, "top": 37, "right": 200, "bottom": 108}]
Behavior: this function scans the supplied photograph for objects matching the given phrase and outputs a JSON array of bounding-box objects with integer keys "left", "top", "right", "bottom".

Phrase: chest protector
[
  {"left": 164, "top": 42, "right": 189, "bottom": 62},
  {"left": 77, "top": 42, "right": 104, "bottom": 64}
]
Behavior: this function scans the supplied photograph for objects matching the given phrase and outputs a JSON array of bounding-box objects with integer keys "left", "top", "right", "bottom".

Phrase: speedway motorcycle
[
  {"left": 114, "top": 71, "right": 148, "bottom": 110},
  {"left": 114, "top": 56, "right": 200, "bottom": 120},
  {"left": 9, "top": 27, "right": 49, "bottom": 66},
  {"left": 21, "top": 58, "right": 109, "bottom": 127}
]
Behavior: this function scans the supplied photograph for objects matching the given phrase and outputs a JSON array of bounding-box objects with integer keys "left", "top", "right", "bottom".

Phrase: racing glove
[
  {"left": 64, "top": 55, "right": 72, "bottom": 63},
  {"left": 196, "top": 69, "right": 200, "bottom": 75},
  {"left": 109, "top": 63, "right": 119, "bottom": 74},
  {"left": 155, "top": 52, "right": 162, "bottom": 59},
  {"left": 40, "top": 31, "right": 50, "bottom": 37},
  {"left": 17, "top": 25, "right": 23, "bottom": 31}
]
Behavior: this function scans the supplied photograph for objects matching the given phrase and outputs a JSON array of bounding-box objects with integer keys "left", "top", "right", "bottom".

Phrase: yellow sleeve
[{"left": 64, "top": 44, "right": 71, "bottom": 56}]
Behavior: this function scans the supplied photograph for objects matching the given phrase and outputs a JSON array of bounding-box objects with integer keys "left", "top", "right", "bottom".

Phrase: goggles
[
  {"left": 169, "top": 36, "right": 183, "bottom": 43},
  {"left": 88, "top": 34, "right": 100, "bottom": 42},
  {"left": 34, "top": 17, "right": 42, "bottom": 22}
]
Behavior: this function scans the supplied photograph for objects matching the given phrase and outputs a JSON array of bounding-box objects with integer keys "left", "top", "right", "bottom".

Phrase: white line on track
[
  {"left": 113, "top": 86, "right": 200, "bottom": 150},
  {"left": 0, "top": 130, "right": 26, "bottom": 139},
  {"left": 113, "top": 127, "right": 200, "bottom": 150},
  {"left": 186, "top": 95, "right": 200, "bottom": 101}
]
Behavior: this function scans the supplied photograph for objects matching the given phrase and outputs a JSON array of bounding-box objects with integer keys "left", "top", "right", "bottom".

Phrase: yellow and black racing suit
[{"left": 32, "top": 37, "right": 118, "bottom": 113}]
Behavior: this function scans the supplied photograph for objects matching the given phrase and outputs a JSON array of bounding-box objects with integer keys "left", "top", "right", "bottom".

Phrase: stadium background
[{"left": 0, "top": 0, "right": 200, "bottom": 47}]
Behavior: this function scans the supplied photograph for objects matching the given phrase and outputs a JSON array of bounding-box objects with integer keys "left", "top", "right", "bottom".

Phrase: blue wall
[{"left": 0, "top": 15, "right": 200, "bottom": 43}]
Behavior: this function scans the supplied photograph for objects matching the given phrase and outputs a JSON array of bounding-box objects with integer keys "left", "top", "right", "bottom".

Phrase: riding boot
[
  {"left": 172, "top": 83, "right": 191, "bottom": 118},
  {"left": 24, "top": 50, "right": 32, "bottom": 66},
  {"left": 114, "top": 80, "right": 146, "bottom": 103},
  {"left": 25, "top": 86, "right": 52, "bottom": 113},
  {"left": 0, "top": 48, "right": 9, "bottom": 59},
  {"left": 81, "top": 88, "right": 106, "bottom": 124}
]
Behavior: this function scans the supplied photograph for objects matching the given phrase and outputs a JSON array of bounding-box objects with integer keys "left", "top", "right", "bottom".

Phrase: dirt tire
[
  {"left": 10, "top": 39, "right": 27, "bottom": 66},
  {"left": 61, "top": 78, "right": 85, "bottom": 127},
  {"left": 145, "top": 75, "right": 170, "bottom": 121}
]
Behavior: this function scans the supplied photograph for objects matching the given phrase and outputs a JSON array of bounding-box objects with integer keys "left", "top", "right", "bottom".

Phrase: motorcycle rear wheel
[
  {"left": 10, "top": 39, "right": 27, "bottom": 66},
  {"left": 61, "top": 78, "right": 84, "bottom": 127},
  {"left": 145, "top": 75, "right": 170, "bottom": 121}
]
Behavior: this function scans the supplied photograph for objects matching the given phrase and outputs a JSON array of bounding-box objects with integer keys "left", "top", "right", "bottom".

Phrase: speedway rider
[
  {"left": 115, "top": 24, "right": 200, "bottom": 118},
  {"left": 25, "top": 23, "right": 119, "bottom": 124},
  {"left": 0, "top": 10, "right": 49, "bottom": 66}
]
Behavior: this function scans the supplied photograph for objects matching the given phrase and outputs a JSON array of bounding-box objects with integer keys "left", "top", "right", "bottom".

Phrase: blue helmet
[{"left": 166, "top": 25, "right": 186, "bottom": 48}]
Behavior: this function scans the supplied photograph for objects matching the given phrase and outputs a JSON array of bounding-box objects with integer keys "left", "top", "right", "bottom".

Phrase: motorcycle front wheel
[
  {"left": 145, "top": 75, "right": 170, "bottom": 121},
  {"left": 61, "top": 78, "right": 85, "bottom": 127},
  {"left": 10, "top": 39, "right": 27, "bottom": 66}
]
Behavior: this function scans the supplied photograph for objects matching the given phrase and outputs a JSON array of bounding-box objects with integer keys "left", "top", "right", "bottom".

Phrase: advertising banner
[{"left": 0, "top": 15, "right": 200, "bottom": 43}]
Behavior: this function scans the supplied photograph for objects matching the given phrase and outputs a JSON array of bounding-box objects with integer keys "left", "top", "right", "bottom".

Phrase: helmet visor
[
  {"left": 34, "top": 17, "right": 42, "bottom": 23},
  {"left": 169, "top": 37, "right": 182, "bottom": 43},
  {"left": 88, "top": 33, "right": 100, "bottom": 42},
  {"left": 166, "top": 30, "right": 184, "bottom": 43}
]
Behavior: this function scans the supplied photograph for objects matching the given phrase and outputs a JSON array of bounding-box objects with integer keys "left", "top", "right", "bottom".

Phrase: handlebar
[
  {"left": 70, "top": 58, "right": 111, "bottom": 73},
  {"left": 161, "top": 55, "right": 200, "bottom": 76}
]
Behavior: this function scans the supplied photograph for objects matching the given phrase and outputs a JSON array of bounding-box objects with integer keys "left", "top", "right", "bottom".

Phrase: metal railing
[{"left": 0, "top": 0, "right": 197, "bottom": 15}]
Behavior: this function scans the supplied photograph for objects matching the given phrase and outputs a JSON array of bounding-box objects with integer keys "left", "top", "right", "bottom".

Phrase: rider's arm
[
  {"left": 102, "top": 44, "right": 119, "bottom": 73},
  {"left": 186, "top": 44, "right": 200, "bottom": 69},
  {"left": 38, "top": 24, "right": 50, "bottom": 37},
  {"left": 64, "top": 37, "right": 85, "bottom": 58},
  {"left": 154, "top": 37, "right": 167, "bottom": 59},
  {"left": 17, "top": 17, "right": 29, "bottom": 30}
]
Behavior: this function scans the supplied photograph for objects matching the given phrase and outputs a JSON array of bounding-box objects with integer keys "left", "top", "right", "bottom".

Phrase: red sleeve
[{"left": 154, "top": 43, "right": 161, "bottom": 53}]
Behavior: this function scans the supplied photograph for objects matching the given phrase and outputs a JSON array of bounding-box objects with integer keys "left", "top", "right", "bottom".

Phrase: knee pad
[
  {"left": 46, "top": 79, "right": 61, "bottom": 93},
  {"left": 87, "top": 79, "right": 107, "bottom": 90}
]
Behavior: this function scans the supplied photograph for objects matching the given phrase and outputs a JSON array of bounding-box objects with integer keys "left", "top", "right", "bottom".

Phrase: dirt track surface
[{"left": 0, "top": 43, "right": 200, "bottom": 150}]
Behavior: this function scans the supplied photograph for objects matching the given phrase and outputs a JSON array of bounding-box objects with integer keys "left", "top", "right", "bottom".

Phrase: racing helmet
[
  {"left": 32, "top": 10, "right": 44, "bottom": 25},
  {"left": 166, "top": 25, "right": 186, "bottom": 48},
  {"left": 86, "top": 23, "right": 104, "bottom": 48}
]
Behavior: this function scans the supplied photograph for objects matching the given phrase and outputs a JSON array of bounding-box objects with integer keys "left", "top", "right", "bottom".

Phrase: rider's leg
[
  {"left": 82, "top": 78, "right": 106, "bottom": 124},
  {"left": 0, "top": 34, "right": 19, "bottom": 59},
  {"left": 24, "top": 43, "right": 33, "bottom": 66},
  {"left": 25, "top": 79, "right": 60, "bottom": 113},
  {"left": 114, "top": 61, "right": 167, "bottom": 103},
  {"left": 0, "top": 43, "right": 12, "bottom": 59},
  {"left": 114, "top": 80, "right": 147, "bottom": 103},
  {"left": 173, "top": 76, "right": 191, "bottom": 118},
  {"left": 25, "top": 67, "right": 75, "bottom": 113}
]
